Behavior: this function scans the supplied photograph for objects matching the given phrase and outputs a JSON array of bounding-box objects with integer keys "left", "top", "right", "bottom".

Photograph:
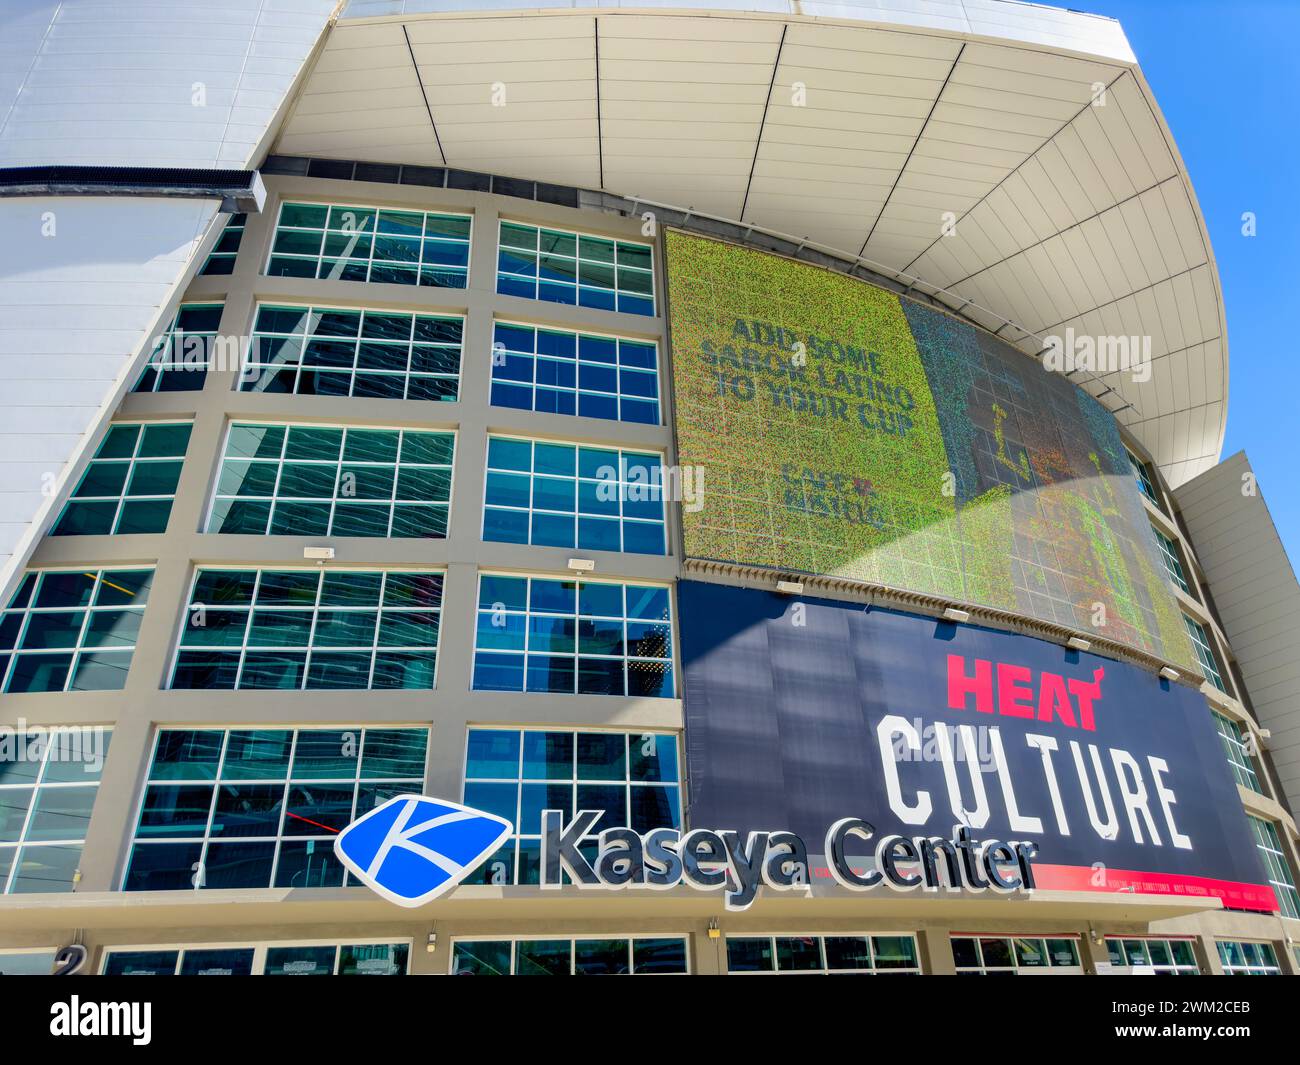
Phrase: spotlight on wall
[
  {"left": 303, "top": 546, "right": 335, "bottom": 562},
  {"left": 1066, "top": 636, "right": 1091, "bottom": 651},
  {"left": 1159, "top": 666, "right": 1180, "bottom": 682},
  {"left": 567, "top": 558, "right": 596, "bottom": 572},
  {"left": 775, "top": 580, "right": 804, "bottom": 595},
  {"left": 941, "top": 607, "right": 970, "bottom": 623},
  {"left": 426, "top": 929, "right": 438, "bottom": 954},
  {"left": 707, "top": 918, "right": 721, "bottom": 940}
]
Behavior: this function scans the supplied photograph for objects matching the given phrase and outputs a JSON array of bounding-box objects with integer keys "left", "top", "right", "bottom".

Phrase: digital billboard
[
  {"left": 678, "top": 580, "right": 1273, "bottom": 910},
  {"left": 665, "top": 230, "right": 1195, "bottom": 670}
]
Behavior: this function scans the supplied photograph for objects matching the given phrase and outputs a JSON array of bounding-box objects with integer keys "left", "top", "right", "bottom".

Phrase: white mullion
[
  {"left": 529, "top": 325, "right": 542, "bottom": 407},
  {"left": 366, "top": 575, "right": 384, "bottom": 690},
  {"left": 350, "top": 308, "right": 365, "bottom": 396},
  {"left": 293, "top": 308, "right": 312, "bottom": 394},
  {"left": 351, "top": 729, "right": 366, "bottom": 837},
  {"left": 272, "top": 729, "right": 306, "bottom": 884},
  {"left": 326, "top": 428, "right": 345, "bottom": 536},
  {"left": 302, "top": 564, "right": 324, "bottom": 690},
  {"left": 5, "top": 730, "right": 52, "bottom": 891},
  {"left": 195, "top": 729, "right": 231, "bottom": 889},
  {"left": 513, "top": 728, "right": 525, "bottom": 882},
  {"left": 61, "top": 569, "right": 102, "bottom": 693},
  {"left": 265, "top": 424, "right": 291, "bottom": 537},
  {"left": 385, "top": 431, "right": 401, "bottom": 536},
  {"left": 233, "top": 570, "right": 264, "bottom": 690},
  {"left": 109, "top": 436, "right": 142, "bottom": 534},
  {"left": 362, "top": 212, "right": 378, "bottom": 280},
  {"left": 415, "top": 214, "right": 428, "bottom": 279}
]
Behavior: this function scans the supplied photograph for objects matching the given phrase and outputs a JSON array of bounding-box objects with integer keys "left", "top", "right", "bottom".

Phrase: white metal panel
[
  {"left": 0, "top": 0, "right": 335, "bottom": 168},
  {"left": 342, "top": 1, "right": 1136, "bottom": 65},
  {"left": 0, "top": 196, "right": 218, "bottom": 586},
  {"left": 1175, "top": 452, "right": 1300, "bottom": 814}
]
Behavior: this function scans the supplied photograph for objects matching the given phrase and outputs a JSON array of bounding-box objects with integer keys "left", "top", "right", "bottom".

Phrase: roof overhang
[{"left": 272, "top": 1, "right": 1227, "bottom": 485}]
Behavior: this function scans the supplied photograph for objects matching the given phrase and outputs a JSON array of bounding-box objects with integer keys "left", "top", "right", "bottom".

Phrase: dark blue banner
[{"left": 678, "top": 581, "right": 1274, "bottom": 909}]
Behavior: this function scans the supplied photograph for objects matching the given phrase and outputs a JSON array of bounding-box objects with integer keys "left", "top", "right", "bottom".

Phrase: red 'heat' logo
[{"left": 946, "top": 654, "right": 1103, "bottom": 731}]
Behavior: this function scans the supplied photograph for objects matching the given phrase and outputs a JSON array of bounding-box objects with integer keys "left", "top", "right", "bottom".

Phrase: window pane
[
  {"left": 632, "top": 938, "right": 687, "bottom": 974},
  {"left": 270, "top": 203, "right": 468, "bottom": 290},
  {"left": 452, "top": 941, "right": 512, "bottom": 976},
  {"left": 726, "top": 938, "right": 773, "bottom": 972},
  {"left": 265, "top": 945, "right": 336, "bottom": 976},
  {"left": 180, "top": 948, "right": 255, "bottom": 976},
  {"left": 517, "top": 939, "right": 571, "bottom": 976},
  {"left": 103, "top": 951, "right": 179, "bottom": 976},
  {"left": 824, "top": 936, "right": 872, "bottom": 970},
  {"left": 170, "top": 569, "right": 440, "bottom": 691},
  {"left": 339, "top": 943, "right": 408, "bottom": 976},
  {"left": 574, "top": 939, "right": 628, "bottom": 975}
]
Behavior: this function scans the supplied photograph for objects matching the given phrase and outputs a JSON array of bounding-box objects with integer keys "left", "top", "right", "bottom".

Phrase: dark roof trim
[{"left": 0, "top": 166, "right": 265, "bottom": 213}]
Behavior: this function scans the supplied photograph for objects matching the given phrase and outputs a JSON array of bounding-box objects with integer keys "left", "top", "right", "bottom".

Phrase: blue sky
[{"left": 1084, "top": 0, "right": 1300, "bottom": 564}]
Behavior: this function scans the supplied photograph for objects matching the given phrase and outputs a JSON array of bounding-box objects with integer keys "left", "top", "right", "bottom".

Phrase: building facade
[{"left": 1, "top": 0, "right": 1297, "bottom": 976}]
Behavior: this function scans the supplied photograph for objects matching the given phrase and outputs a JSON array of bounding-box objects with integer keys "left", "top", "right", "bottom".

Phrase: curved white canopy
[{"left": 277, "top": 0, "right": 1227, "bottom": 485}]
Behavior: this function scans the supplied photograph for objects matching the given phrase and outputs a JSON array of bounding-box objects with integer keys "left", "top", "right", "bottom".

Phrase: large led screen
[{"left": 665, "top": 230, "right": 1195, "bottom": 670}]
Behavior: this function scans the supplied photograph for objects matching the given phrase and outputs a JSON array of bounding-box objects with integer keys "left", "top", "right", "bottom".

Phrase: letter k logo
[{"left": 335, "top": 795, "right": 512, "bottom": 907}]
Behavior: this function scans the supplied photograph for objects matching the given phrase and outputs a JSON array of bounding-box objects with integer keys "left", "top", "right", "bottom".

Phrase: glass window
[
  {"left": 950, "top": 936, "right": 1081, "bottom": 974},
  {"left": 1183, "top": 613, "right": 1227, "bottom": 693},
  {"left": 52, "top": 423, "right": 192, "bottom": 535},
  {"left": 451, "top": 936, "right": 686, "bottom": 975},
  {"left": 497, "top": 221, "right": 654, "bottom": 316},
  {"left": 483, "top": 436, "right": 666, "bottom": 555},
  {"left": 170, "top": 569, "right": 442, "bottom": 691},
  {"left": 490, "top": 321, "right": 660, "bottom": 424},
  {"left": 200, "top": 214, "right": 245, "bottom": 276},
  {"left": 1105, "top": 937, "right": 1199, "bottom": 974},
  {"left": 463, "top": 727, "right": 680, "bottom": 886},
  {"left": 0, "top": 727, "right": 111, "bottom": 894},
  {"left": 1151, "top": 526, "right": 1191, "bottom": 594},
  {"left": 1127, "top": 448, "right": 1162, "bottom": 509},
  {"left": 0, "top": 950, "right": 59, "bottom": 975},
  {"left": 726, "top": 934, "right": 920, "bottom": 974},
  {"left": 134, "top": 305, "right": 225, "bottom": 393},
  {"left": 471, "top": 575, "right": 674, "bottom": 699},
  {"left": 102, "top": 950, "right": 181, "bottom": 975},
  {"left": 124, "top": 727, "right": 427, "bottom": 891},
  {"left": 267, "top": 201, "right": 470, "bottom": 289},
  {"left": 1, "top": 569, "right": 153, "bottom": 693},
  {"left": 1213, "top": 711, "right": 1260, "bottom": 792},
  {"left": 241, "top": 304, "right": 463, "bottom": 403},
  {"left": 178, "top": 948, "right": 256, "bottom": 976},
  {"left": 102, "top": 942, "right": 409, "bottom": 975},
  {"left": 206, "top": 424, "right": 454, "bottom": 538},
  {"left": 1248, "top": 816, "right": 1300, "bottom": 920},
  {"left": 1216, "top": 939, "right": 1281, "bottom": 975}
]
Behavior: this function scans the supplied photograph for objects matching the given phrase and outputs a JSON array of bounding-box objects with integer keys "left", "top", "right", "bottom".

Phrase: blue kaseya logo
[{"left": 334, "top": 795, "right": 512, "bottom": 908}]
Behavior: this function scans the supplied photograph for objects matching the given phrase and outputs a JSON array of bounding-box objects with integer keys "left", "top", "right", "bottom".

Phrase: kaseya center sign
[
  {"left": 337, "top": 797, "right": 1043, "bottom": 913},
  {"left": 542, "top": 812, "right": 1038, "bottom": 909}
]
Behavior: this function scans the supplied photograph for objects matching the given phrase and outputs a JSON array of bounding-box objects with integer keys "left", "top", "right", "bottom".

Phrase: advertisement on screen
[
  {"left": 665, "top": 230, "right": 1195, "bottom": 671},
  {"left": 678, "top": 580, "right": 1275, "bottom": 911}
]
